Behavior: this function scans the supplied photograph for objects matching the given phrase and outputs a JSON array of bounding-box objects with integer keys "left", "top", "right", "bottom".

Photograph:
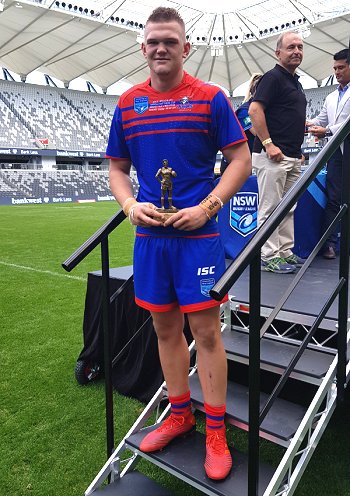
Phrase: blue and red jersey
[{"left": 106, "top": 72, "right": 246, "bottom": 236}]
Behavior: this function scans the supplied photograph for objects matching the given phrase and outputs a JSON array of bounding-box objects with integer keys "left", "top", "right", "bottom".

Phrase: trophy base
[{"left": 156, "top": 207, "right": 178, "bottom": 220}]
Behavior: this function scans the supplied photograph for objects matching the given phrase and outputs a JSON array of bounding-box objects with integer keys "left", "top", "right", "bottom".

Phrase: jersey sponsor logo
[
  {"left": 134, "top": 96, "right": 149, "bottom": 114},
  {"left": 200, "top": 277, "right": 215, "bottom": 297},
  {"left": 197, "top": 266, "right": 215, "bottom": 276},
  {"left": 149, "top": 99, "right": 176, "bottom": 112},
  {"left": 230, "top": 192, "right": 258, "bottom": 237}
]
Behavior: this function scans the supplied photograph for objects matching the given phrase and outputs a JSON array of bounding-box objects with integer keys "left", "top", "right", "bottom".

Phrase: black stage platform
[{"left": 227, "top": 256, "right": 342, "bottom": 324}]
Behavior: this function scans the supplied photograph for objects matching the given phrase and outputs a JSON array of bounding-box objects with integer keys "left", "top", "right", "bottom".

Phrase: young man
[
  {"left": 249, "top": 31, "right": 307, "bottom": 274},
  {"left": 106, "top": 7, "right": 251, "bottom": 480},
  {"left": 307, "top": 49, "right": 350, "bottom": 259}
]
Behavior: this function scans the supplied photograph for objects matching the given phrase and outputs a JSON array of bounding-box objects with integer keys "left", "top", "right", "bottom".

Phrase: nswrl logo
[
  {"left": 200, "top": 278, "right": 215, "bottom": 298},
  {"left": 134, "top": 96, "right": 149, "bottom": 115},
  {"left": 230, "top": 192, "right": 259, "bottom": 237}
]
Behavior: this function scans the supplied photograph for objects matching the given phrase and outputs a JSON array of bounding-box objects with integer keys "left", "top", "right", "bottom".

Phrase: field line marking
[{"left": 0, "top": 260, "right": 86, "bottom": 281}]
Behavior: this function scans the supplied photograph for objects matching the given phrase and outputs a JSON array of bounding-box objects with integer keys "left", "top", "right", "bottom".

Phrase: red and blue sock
[
  {"left": 204, "top": 402, "right": 226, "bottom": 431},
  {"left": 169, "top": 391, "right": 192, "bottom": 417}
]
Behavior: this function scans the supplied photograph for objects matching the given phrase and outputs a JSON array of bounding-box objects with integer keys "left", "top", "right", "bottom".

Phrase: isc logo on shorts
[{"left": 197, "top": 266, "right": 215, "bottom": 276}]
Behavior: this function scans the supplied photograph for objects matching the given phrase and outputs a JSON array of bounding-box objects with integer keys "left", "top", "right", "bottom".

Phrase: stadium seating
[
  {"left": 304, "top": 85, "right": 336, "bottom": 119},
  {"left": 231, "top": 96, "right": 244, "bottom": 110},
  {"left": 0, "top": 80, "right": 338, "bottom": 201},
  {"left": 0, "top": 168, "right": 139, "bottom": 199},
  {"left": 0, "top": 169, "right": 111, "bottom": 198},
  {"left": 0, "top": 80, "right": 116, "bottom": 151},
  {"left": 0, "top": 79, "right": 337, "bottom": 151}
]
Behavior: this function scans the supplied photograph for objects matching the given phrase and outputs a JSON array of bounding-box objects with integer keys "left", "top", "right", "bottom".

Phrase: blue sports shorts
[{"left": 133, "top": 233, "right": 228, "bottom": 313}]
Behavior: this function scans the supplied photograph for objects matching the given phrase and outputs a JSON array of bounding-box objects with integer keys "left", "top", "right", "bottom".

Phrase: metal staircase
[
  {"left": 81, "top": 296, "right": 349, "bottom": 496},
  {"left": 62, "top": 113, "right": 350, "bottom": 496}
]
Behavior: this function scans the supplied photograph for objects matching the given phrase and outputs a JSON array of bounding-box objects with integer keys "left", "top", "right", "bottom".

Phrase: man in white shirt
[{"left": 308, "top": 49, "right": 350, "bottom": 259}]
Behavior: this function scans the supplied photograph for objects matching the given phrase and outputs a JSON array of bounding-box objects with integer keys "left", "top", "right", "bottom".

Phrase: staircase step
[
  {"left": 126, "top": 428, "right": 275, "bottom": 496},
  {"left": 222, "top": 328, "right": 337, "bottom": 381},
  {"left": 189, "top": 374, "right": 307, "bottom": 443},
  {"left": 90, "top": 470, "right": 173, "bottom": 495}
]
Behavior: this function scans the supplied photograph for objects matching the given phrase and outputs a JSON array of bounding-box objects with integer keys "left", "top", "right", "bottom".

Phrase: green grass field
[{"left": 0, "top": 201, "right": 349, "bottom": 496}]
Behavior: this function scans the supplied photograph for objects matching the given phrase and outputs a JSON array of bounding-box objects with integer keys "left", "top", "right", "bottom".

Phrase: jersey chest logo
[
  {"left": 176, "top": 96, "right": 193, "bottom": 110},
  {"left": 134, "top": 96, "right": 149, "bottom": 115}
]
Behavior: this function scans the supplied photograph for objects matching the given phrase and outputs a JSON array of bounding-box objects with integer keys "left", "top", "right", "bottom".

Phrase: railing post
[
  {"left": 248, "top": 252, "right": 261, "bottom": 495},
  {"left": 337, "top": 134, "right": 350, "bottom": 404},
  {"left": 101, "top": 237, "right": 115, "bottom": 459}
]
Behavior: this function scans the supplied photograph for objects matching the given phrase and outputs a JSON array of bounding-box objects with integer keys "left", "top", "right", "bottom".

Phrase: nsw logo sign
[{"left": 230, "top": 191, "right": 258, "bottom": 237}]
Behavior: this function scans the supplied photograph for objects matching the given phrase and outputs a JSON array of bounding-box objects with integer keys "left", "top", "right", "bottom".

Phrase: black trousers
[{"left": 323, "top": 147, "right": 343, "bottom": 249}]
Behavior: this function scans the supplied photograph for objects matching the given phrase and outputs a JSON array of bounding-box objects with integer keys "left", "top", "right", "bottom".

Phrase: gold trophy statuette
[{"left": 155, "top": 159, "right": 179, "bottom": 220}]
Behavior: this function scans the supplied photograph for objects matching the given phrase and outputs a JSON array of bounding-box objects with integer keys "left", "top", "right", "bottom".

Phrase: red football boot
[
  {"left": 139, "top": 412, "right": 196, "bottom": 453},
  {"left": 204, "top": 428, "right": 232, "bottom": 480}
]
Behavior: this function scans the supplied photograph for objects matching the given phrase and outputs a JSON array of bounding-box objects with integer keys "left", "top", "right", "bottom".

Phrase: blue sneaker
[
  {"left": 261, "top": 257, "right": 296, "bottom": 274},
  {"left": 284, "top": 254, "right": 306, "bottom": 267}
]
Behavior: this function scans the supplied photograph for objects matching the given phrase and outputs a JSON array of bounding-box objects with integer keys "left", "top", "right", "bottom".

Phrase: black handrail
[
  {"left": 248, "top": 253, "right": 261, "bottom": 496},
  {"left": 62, "top": 207, "right": 126, "bottom": 463},
  {"left": 337, "top": 134, "right": 350, "bottom": 404},
  {"left": 62, "top": 209, "right": 126, "bottom": 272},
  {"left": 210, "top": 113, "right": 350, "bottom": 496}
]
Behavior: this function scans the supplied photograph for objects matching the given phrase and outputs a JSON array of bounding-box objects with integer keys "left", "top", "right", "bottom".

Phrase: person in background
[
  {"left": 236, "top": 73, "right": 263, "bottom": 153},
  {"left": 106, "top": 6, "right": 251, "bottom": 481},
  {"left": 307, "top": 48, "right": 350, "bottom": 260},
  {"left": 249, "top": 31, "right": 307, "bottom": 274},
  {"left": 220, "top": 73, "right": 263, "bottom": 174}
]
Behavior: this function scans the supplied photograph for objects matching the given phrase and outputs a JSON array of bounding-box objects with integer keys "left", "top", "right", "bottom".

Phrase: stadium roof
[{"left": 0, "top": 0, "right": 349, "bottom": 94}]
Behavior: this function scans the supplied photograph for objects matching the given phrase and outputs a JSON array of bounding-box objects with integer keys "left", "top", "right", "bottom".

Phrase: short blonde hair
[{"left": 242, "top": 73, "right": 263, "bottom": 103}]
